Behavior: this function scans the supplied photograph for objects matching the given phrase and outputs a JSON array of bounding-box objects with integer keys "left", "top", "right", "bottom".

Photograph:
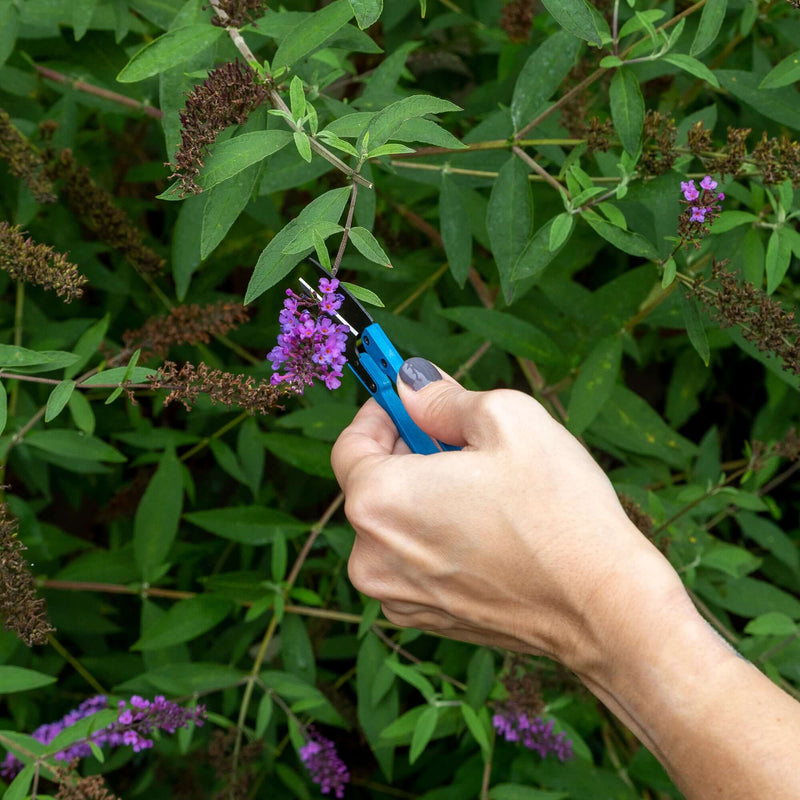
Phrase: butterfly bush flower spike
[
  {"left": 679, "top": 176, "right": 725, "bottom": 248},
  {"left": 267, "top": 277, "right": 350, "bottom": 392},
  {"left": 492, "top": 705, "right": 574, "bottom": 762},
  {"left": 300, "top": 731, "right": 350, "bottom": 798}
]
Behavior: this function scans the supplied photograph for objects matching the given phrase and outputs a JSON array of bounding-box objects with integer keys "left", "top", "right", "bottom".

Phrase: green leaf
[
  {"left": 133, "top": 595, "right": 233, "bottom": 650},
  {"left": 68, "top": 390, "right": 95, "bottom": 435},
  {"left": 0, "top": 665, "right": 57, "bottom": 692},
  {"left": 367, "top": 143, "right": 415, "bottom": 158},
  {"left": 349, "top": 0, "right": 382, "bottom": 28},
  {"left": 282, "top": 221, "right": 343, "bottom": 254},
  {"left": 349, "top": 226, "right": 392, "bottom": 267},
  {"left": 197, "top": 131, "right": 292, "bottom": 191},
  {"left": 440, "top": 307, "right": 563, "bottom": 366},
  {"left": 341, "top": 282, "right": 384, "bottom": 307},
  {"left": 293, "top": 130, "right": 312, "bottom": 162},
  {"left": 384, "top": 660, "right": 436, "bottom": 701},
  {"left": 540, "top": 0, "right": 606, "bottom": 45},
  {"left": 760, "top": 49, "right": 800, "bottom": 89},
  {"left": 201, "top": 161, "right": 261, "bottom": 260},
  {"left": 128, "top": 663, "right": 246, "bottom": 695},
  {"left": 409, "top": 705, "right": 438, "bottom": 764},
  {"left": 261, "top": 670, "right": 346, "bottom": 727},
  {"left": 359, "top": 95, "right": 461, "bottom": 152},
  {"left": 582, "top": 211, "right": 658, "bottom": 258},
  {"left": 745, "top": 612, "right": 798, "bottom": 636},
  {"left": 487, "top": 157, "right": 533, "bottom": 286},
  {"left": 460, "top": 703, "right": 491, "bottom": 759},
  {"left": 282, "top": 614, "right": 316, "bottom": 684},
  {"left": 510, "top": 31, "right": 582, "bottom": 130},
  {"left": 738, "top": 512, "right": 799, "bottom": 573},
  {"left": 690, "top": 0, "right": 727, "bottom": 57},
  {"left": 73, "top": 0, "right": 99, "bottom": 40},
  {"left": 24, "top": 430, "right": 126, "bottom": 462},
  {"left": 698, "top": 575, "right": 800, "bottom": 619},
  {"left": 45, "top": 379, "right": 77, "bottom": 423},
  {"left": 134, "top": 446, "right": 183, "bottom": 581},
  {"left": 0, "top": 344, "right": 59, "bottom": 368},
  {"left": 661, "top": 257, "right": 676, "bottom": 288},
  {"left": 549, "top": 212, "right": 574, "bottom": 252},
  {"left": 0, "top": 1, "right": 19, "bottom": 68},
  {"left": 662, "top": 54, "right": 720, "bottom": 88},
  {"left": 64, "top": 314, "right": 111, "bottom": 378},
  {"left": 716, "top": 70, "right": 800, "bottom": 129},
  {"left": 609, "top": 67, "right": 644, "bottom": 156},
  {"left": 185, "top": 506, "right": 306, "bottom": 545},
  {"left": 80, "top": 367, "right": 157, "bottom": 386},
  {"left": 273, "top": 0, "right": 355, "bottom": 69},
  {"left": 172, "top": 192, "right": 204, "bottom": 300},
  {"left": 245, "top": 186, "right": 352, "bottom": 303},
  {"left": 116, "top": 24, "right": 224, "bottom": 82},
  {"left": 592, "top": 385, "right": 698, "bottom": 468},
  {"left": 0, "top": 382, "right": 5, "bottom": 437},
  {"left": 45, "top": 710, "right": 120, "bottom": 755},
  {"left": 256, "top": 693, "right": 273, "bottom": 738},
  {"left": 566, "top": 335, "right": 622, "bottom": 435},
  {"left": 765, "top": 228, "right": 793, "bottom": 294},
  {"left": 4, "top": 764, "right": 35, "bottom": 800},
  {"left": 701, "top": 541, "right": 761, "bottom": 578},
  {"left": 678, "top": 285, "right": 710, "bottom": 366},
  {"left": 262, "top": 433, "right": 335, "bottom": 479},
  {"left": 465, "top": 648, "right": 495, "bottom": 710},
  {"left": 439, "top": 173, "right": 472, "bottom": 287},
  {"left": 510, "top": 217, "right": 569, "bottom": 283},
  {"left": 289, "top": 75, "right": 306, "bottom": 119},
  {"left": 709, "top": 210, "right": 758, "bottom": 234}
]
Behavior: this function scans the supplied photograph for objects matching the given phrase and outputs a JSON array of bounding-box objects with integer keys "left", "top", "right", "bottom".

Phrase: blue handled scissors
[{"left": 298, "top": 259, "right": 459, "bottom": 455}]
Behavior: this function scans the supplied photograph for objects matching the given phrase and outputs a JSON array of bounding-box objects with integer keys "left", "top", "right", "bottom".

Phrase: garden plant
[{"left": 0, "top": 0, "right": 799, "bottom": 797}]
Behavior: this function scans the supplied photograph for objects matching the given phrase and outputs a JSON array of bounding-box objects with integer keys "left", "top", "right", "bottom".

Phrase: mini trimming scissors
[{"left": 298, "top": 259, "right": 459, "bottom": 455}]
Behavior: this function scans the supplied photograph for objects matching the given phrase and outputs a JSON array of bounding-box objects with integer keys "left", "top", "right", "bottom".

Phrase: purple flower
[
  {"left": 681, "top": 180, "right": 699, "bottom": 202},
  {"left": 0, "top": 695, "right": 206, "bottom": 779},
  {"left": 700, "top": 175, "right": 718, "bottom": 191},
  {"left": 300, "top": 732, "right": 350, "bottom": 798},
  {"left": 690, "top": 206, "right": 707, "bottom": 222},
  {"left": 267, "top": 278, "right": 350, "bottom": 392},
  {"left": 492, "top": 706, "right": 573, "bottom": 762}
]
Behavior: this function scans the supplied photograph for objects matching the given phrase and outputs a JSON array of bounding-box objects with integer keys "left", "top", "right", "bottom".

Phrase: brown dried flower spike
[
  {"left": 0, "top": 109, "right": 57, "bottom": 203},
  {"left": 0, "top": 221, "right": 87, "bottom": 301},
  {"left": 168, "top": 61, "right": 268, "bottom": 195},
  {"left": 500, "top": 0, "right": 535, "bottom": 43},
  {"left": 206, "top": 0, "right": 268, "bottom": 28}
]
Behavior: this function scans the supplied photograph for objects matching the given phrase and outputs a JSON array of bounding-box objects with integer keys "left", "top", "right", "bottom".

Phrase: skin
[{"left": 331, "top": 365, "right": 800, "bottom": 800}]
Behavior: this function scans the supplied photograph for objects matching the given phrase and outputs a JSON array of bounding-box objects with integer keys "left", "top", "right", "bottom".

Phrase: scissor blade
[{"left": 305, "top": 258, "right": 374, "bottom": 335}]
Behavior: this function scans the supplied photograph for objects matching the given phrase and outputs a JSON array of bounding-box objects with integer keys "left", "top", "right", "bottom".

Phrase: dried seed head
[
  {"left": 751, "top": 132, "right": 800, "bottom": 187},
  {"left": 167, "top": 61, "right": 268, "bottom": 195},
  {"left": 718, "top": 126, "right": 750, "bottom": 180},
  {"left": 686, "top": 120, "right": 713, "bottom": 157},
  {"left": 0, "top": 221, "right": 87, "bottom": 301},
  {"left": 0, "top": 500, "right": 55, "bottom": 647},
  {"left": 206, "top": 0, "right": 268, "bottom": 27},
  {"left": 149, "top": 361, "right": 290, "bottom": 414},
  {"left": 45, "top": 149, "right": 165, "bottom": 273},
  {"left": 122, "top": 301, "right": 251, "bottom": 361},
  {"left": 500, "top": 0, "right": 535, "bottom": 42},
  {"left": 0, "top": 109, "right": 57, "bottom": 203},
  {"left": 641, "top": 110, "right": 677, "bottom": 176}
]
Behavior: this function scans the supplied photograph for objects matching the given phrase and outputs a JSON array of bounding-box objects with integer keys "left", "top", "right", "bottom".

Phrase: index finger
[{"left": 331, "top": 398, "right": 399, "bottom": 490}]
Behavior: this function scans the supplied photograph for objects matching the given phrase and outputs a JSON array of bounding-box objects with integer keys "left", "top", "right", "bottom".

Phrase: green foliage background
[{"left": 0, "top": 0, "right": 799, "bottom": 797}]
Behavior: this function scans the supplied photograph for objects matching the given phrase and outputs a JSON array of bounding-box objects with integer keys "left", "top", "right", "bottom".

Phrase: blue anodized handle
[{"left": 352, "top": 324, "right": 458, "bottom": 455}]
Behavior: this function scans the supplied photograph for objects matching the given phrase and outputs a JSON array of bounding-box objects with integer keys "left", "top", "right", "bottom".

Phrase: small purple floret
[
  {"left": 300, "top": 732, "right": 350, "bottom": 798},
  {"left": 700, "top": 176, "right": 718, "bottom": 191},
  {"left": 681, "top": 180, "right": 699, "bottom": 202},
  {"left": 492, "top": 706, "right": 573, "bottom": 762}
]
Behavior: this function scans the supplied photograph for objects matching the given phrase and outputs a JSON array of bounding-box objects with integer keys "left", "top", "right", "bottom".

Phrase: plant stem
[
  {"left": 47, "top": 633, "right": 107, "bottom": 695},
  {"left": 7, "top": 281, "right": 25, "bottom": 419},
  {"left": 332, "top": 181, "right": 359, "bottom": 275},
  {"left": 512, "top": 145, "right": 570, "bottom": 200}
]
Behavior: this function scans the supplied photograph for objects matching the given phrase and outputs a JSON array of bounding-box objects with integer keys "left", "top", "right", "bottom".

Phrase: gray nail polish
[{"left": 399, "top": 357, "right": 442, "bottom": 391}]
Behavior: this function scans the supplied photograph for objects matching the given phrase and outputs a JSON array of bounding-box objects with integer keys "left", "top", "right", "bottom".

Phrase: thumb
[{"left": 396, "top": 357, "right": 483, "bottom": 448}]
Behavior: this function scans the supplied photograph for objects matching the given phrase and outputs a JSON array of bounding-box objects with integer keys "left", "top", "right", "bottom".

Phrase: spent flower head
[
  {"left": 267, "top": 276, "right": 350, "bottom": 392},
  {"left": 300, "top": 730, "right": 350, "bottom": 798},
  {"left": 206, "top": 0, "right": 268, "bottom": 27}
]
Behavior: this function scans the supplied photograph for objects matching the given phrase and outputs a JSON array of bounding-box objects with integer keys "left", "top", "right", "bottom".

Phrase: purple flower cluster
[
  {"left": 492, "top": 706, "right": 573, "bottom": 762},
  {"left": 680, "top": 176, "right": 724, "bottom": 225},
  {"left": 0, "top": 695, "right": 206, "bottom": 779},
  {"left": 267, "top": 277, "right": 350, "bottom": 391},
  {"left": 299, "top": 731, "right": 350, "bottom": 798}
]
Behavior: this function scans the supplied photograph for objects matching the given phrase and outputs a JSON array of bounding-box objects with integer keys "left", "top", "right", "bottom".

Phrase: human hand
[{"left": 331, "top": 358, "right": 687, "bottom": 680}]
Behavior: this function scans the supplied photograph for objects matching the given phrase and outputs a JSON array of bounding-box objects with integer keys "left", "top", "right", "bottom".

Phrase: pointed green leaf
[
  {"left": 134, "top": 446, "right": 183, "bottom": 581},
  {"left": 293, "top": 130, "right": 312, "bottom": 162},
  {"left": 716, "top": 71, "right": 800, "bottom": 129},
  {"left": 199, "top": 130, "right": 292, "bottom": 191},
  {"left": 661, "top": 257, "right": 676, "bottom": 288},
  {"left": 45, "top": 380, "right": 77, "bottom": 423},
  {"left": 540, "top": 0, "right": 606, "bottom": 45},
  {"left": 409, "top": 705, "right": 438, "bottom": 764},
  {"left": 73, "top": 0, "right": 99, "bottom": 40},
  {"left": 349, "top": 0, "right": 382, "bottom": 28},
  {"left": 511, "top": 31, "right": 582, "bottom": 130},
  {"left": 765, "top": 228, "right": 793, "bottom": 294},
  {"left": 341, "top": 282, "right": 384, "bottom": 307},
  {"left": 4, "top": 764, "right": 35, "bottom": 800},
  {"left": 273, "top": 0, "right": 355, "bottom": 69},
  {"left": 0, "top": 666, "right": 57, "bottom": 693},
  {"left": 679, "top": 285, "right": 710, "bottom": 366},
  {"left": 0, "top": 1, "right": 19, "bottom": 68},
  {"left": 460, "top": 703, "right": 491, "bottom": 759},
  {"left": 549, "top": 212, "right": 574, "bottom": 252},
  {"left": 510, "top": 217, "right": 568, "bottom": 283},
  {"left": 760, "top": 49, "right": 800, "bottom": 90},
  {"left": 439, "top": 172, "right": 472, "bottom": 287},
  {"left": 116, "top": 25, "right": 224, "bottom": 82},
  {"left": 566, "top": 335, "right": 623, "bottom": 435},
  {"left": 359, "top": 95, "right": 461, "bottom": 151},
  {"left": 185, "top": 506, "right": 305, "bottom": 545},
  {"left": 610, "top": 67, "right": 644, "bottom": 156},
  {"left": 690, "top": 0, "right": 727, "bottom": 56},
  {"left": 0, "top": 382, "right": 5, "bottom": 436},
  {"left": 349, "top": 226, "right": 392, "bottom": 267},
  {"left": 662, "top": 54, "right": 720, "bottom": 88},
  {"left": 582, "top": 211, "right": 658, "bottom": 258},
  {"left": 133, "top": 595, "right": 233, "bottom": 650},
  {"left": 24, "top": 430, "right": 126, "bottom": 462}
]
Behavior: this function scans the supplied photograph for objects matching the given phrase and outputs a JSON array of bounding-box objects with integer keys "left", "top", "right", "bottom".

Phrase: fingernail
[{"left": 399, "top": 357, "right": 442, "bottom": 391}]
